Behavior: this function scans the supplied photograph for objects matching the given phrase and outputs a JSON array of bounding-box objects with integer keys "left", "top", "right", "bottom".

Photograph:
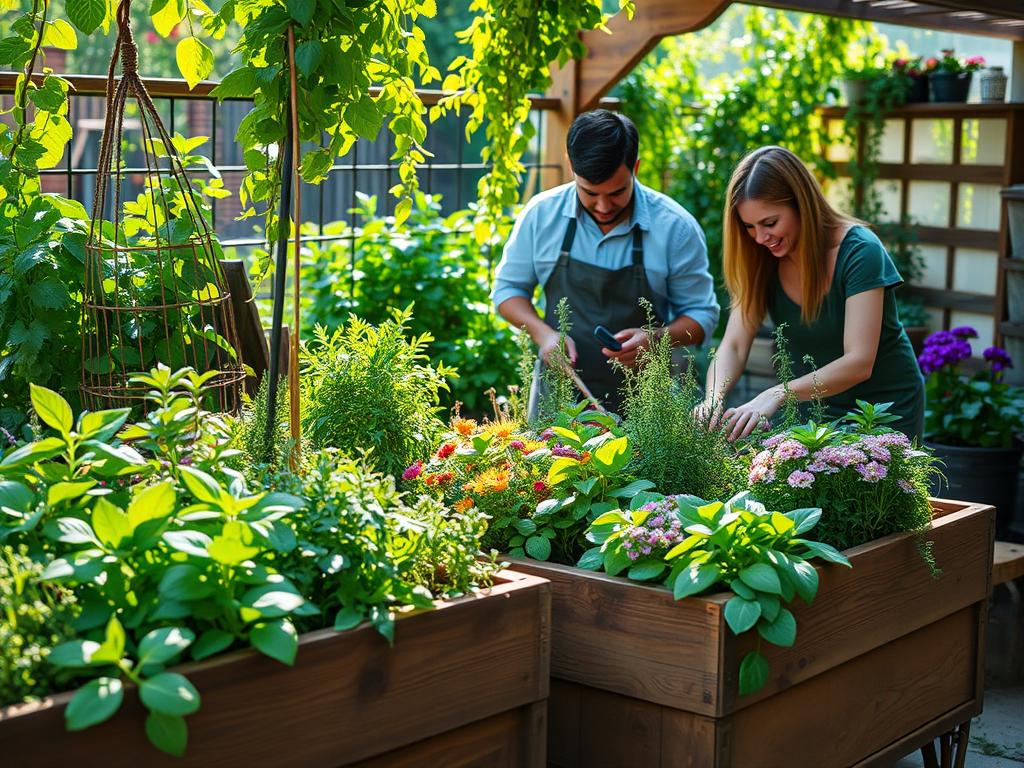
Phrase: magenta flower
[
  {"left": 551, "top": 444, "right": 581, "bottom": 459},
  {"left": 775, "top": 440, "right": 809, "bottom": 461},
  {"left": 402, "top": 461, "right": 424, "bottom": 481}
]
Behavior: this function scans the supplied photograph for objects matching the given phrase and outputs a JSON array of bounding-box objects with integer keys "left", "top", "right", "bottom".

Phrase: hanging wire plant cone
[{"left": 80, "top": 0, "right": 243, "bottom": 413}]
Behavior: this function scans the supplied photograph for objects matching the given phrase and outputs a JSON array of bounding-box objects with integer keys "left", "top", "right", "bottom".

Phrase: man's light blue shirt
[{"left": 491, "top": 180, "right": 720, "bottom": 342}]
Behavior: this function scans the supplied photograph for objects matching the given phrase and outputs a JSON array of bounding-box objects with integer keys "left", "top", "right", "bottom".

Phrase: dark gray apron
[{"left": 528, "top": 214, "right": 663, "bottom": 417}]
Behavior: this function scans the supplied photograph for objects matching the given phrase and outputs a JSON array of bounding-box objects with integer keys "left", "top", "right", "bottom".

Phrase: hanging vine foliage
[
  {"left": 435, "top": 0, "right": 635, "bottom": 245},
  {"left": 203, "top": 0, "right": 439, "bottom": 266}
]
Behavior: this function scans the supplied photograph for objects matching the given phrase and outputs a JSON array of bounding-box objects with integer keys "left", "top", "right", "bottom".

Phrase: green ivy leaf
[
  {"left": 140, "top": 672, "right": 201, "bottom": 716},
  {"left": 176, "top": 36, "right": 214, "bottom": 90},
  {"left": 345, "top": 95, "right": 384, "bottom": 140},
  {"left": 66, "top": 0, "right": 107, "bottom": 34},
  {"left": 146, "top": 711, "right": 188, "bottom": 757},
  {"left": 65, "top": 677, "right": 123, "bottom": 731},
  {"left": 250, "top": 618, "right": 298, "bottom": 666}
]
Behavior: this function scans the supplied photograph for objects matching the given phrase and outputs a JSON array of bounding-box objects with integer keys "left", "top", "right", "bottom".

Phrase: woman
[{"left": 703, "top": 146, "right": 924, "bottom": 440}]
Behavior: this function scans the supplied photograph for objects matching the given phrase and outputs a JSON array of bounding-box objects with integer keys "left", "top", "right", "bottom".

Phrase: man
[{"left": 492, "top": 109, "right": 719, "bottom": 415}]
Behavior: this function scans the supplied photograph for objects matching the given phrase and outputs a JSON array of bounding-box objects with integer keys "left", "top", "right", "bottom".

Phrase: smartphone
[{"left": 594, "top": 325, "right": 622, "bottom": 351}]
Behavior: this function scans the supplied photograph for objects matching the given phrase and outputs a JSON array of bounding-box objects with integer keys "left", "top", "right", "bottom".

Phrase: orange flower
[
  {"left": 453, "top": 418, "right": 477, "bottom": 436},
  {"left": 454, "top": 497, "right": 475, "bottom": 513},
  {"left": 580, "top": 451, "right": 591, "bottom": 464},
  {"left": 465, "top": 468, "right": 510, "bottom": 495}
]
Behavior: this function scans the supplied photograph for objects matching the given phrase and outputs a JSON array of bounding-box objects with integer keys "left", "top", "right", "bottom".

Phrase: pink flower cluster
[
  {"left": 749, "top": 431, "right": 915, "bottom": 488},
  {"left": 622, "top": 498, "right": 685, "bottom": 561}
]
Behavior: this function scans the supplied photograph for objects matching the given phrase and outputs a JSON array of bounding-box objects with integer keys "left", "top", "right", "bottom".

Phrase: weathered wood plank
[
  {"left": 726, "top": 606, "right": 980, "bottom": 768},
  {"left": 722, "top": 501, "right": 995, "bottom": 714},
  {"left": 0, "top": 571, "right": 550, "bottom": 768}
]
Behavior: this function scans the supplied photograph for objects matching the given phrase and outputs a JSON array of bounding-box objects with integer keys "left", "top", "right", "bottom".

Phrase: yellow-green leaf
[
  {"left": 547, "top": 457, "right": 578, "bottom": 486},
  {"left": 31, "top": 113, "right": 71, "bottom": 169},
  {"left": 42, "top": 19, "right": 78, "bottom": 49},
  {"left": 153, "top": 0, "right": 186, "bottom": 37},
  {"left": 393, "top": 197, "right": 412, "bottom": 227},
  {"left": 176, "top": 37, "right": 214, "bottom": 90}
]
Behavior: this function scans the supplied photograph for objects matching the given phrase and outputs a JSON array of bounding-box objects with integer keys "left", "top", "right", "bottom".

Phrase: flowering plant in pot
[
  {"left": 925, "top": 50, "right": 986, "bottom": 102},
  {"left": 892, "top": 56, "right": 928, "bottom": 103},
  {"left": 920, "top": 326, "right": 1024, "bottom": 539}
]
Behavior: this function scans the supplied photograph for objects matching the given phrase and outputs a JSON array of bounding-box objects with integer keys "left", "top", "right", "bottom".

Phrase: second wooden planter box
[
  {"left": 0, "top": 569, "right": 551, "bottom": 768},
  {"left": 511, "top": 499, "right": 994, "bottom": 768}
]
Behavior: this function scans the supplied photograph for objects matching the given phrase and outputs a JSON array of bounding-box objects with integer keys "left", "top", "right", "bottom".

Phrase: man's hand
[
  {"left": 602, "top": 327, "right": 650, "bottom": 367},
  {"left": 539, "top": 326, "right": 578, "bottom": 366}
]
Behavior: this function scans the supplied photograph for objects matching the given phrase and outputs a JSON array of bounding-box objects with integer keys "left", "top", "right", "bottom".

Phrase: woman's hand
[
  {"left": 722, "top": 387, "right": 785, "bottom": 442},
  {"left": 693, "top": 399, "right": 724, "bottom": 429}
]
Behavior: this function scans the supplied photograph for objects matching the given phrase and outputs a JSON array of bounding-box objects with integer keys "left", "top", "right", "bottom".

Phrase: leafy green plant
[
  {"left": 920, "top": 328, "right": 1024, "bottom": 449},
  {"left": 299, "top": 192, "right": 518, "bottom": 414},
  {"left": 0, "top": 0, "right": 83, "bottom": 430},
  {"left": 620, "top": 312, "right": 742, "bottom": 498},
  {"left": 301, "top": 307, "right": 455, "bottom": 478},
  {"left": 533, "top": 298, "right": 578, "bottom": 426},
  {"left": 581, "top": 491, "right": 851, "bottom": 695},
  {"left": 513, "top": 405, "right": 653, "bottom": 563},
  {"left": 0, "top": 544, "right": 79, "bottom": 707}
]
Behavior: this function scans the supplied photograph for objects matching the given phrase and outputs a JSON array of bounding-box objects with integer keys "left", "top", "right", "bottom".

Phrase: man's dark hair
[{"left": 566, "top": 109, "right": 639, "bottom": 184}]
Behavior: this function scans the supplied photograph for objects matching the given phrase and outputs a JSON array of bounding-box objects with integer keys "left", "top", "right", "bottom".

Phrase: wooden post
[
  {"left": 542, "top": 60, "right": 577, "bottom": 191},
  {"left": 1013, "top": 41, "right": 1024, "bottom": 102}
]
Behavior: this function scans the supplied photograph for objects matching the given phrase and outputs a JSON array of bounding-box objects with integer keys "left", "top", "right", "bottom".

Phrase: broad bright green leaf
[
  {"left": 0, "top": 480, "right": 34, "bottom": 514},
  {"left": 66, "top": 677, "right": 123, "bottom": 730},
  {"left": 138, "top": 627, "right": 195, "bottom": 667},
  {"left": 152, "top": 0, "right": 185, "bottom": 37},
  {"left": 334, "top": 605, "right": 363, "bottom": 631},
  {"left": 524, "top": 534, "right": 551, "bottom": 561},
  {"left": 30, "top": 383, "right": 73, "bottom": 434},
  {"left": 93, "top": 497, "right": 131, "bottom": 549},
  {"left": 299, "top": 148, "right": 334, "bottom": 184},
  {"left": 32, "top": 112, "right": 72, "bottom": 169},
  {"left": 127, "top": 481, "right": 176, "bottom": 528},
  {"left": 146, "top": 711, "right": 188, "bottom": 757},
  {"left": 140, "top": 672, "right": 201, "bottom": 716},
  {"left": 176, "top": 36, "right": 214, "bottom": 90},
  {"left": 42, "top": 19, "right": 78, "bottom": 49},
  {"left": 738, "top": 562, "right": 782, "bottom": 595},
  {"left": 48, "top": 639, "right": 101, "bottom": 668},
  {"left": 757, "top": 607, "right": 797, "bottom": 647},
  {"left": 210, "top": 67, "right": 258, "bottom": 100},
  {"left": 672, "top": 563, "right": 719, "bottom": 600},
  {"left": 66, "top": 0, "right": 107, "bottom": 34}
]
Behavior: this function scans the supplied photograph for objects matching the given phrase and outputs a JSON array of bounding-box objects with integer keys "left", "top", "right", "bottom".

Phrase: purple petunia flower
[{"left": 950, "top": 326, "right": 979, "bottom": 340}]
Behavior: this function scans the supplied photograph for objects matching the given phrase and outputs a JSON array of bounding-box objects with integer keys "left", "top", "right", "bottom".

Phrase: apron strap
[
  {"left": 631, "top": 225, "right": 643, "bottom": 266},
  {"left": 560, "top": 217, "right": 577, "bottom": 256}
]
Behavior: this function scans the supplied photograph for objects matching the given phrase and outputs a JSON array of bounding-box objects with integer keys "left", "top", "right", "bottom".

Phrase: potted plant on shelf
[
  {"left": 925, "top": 50, "right": 986, "bottom": 102},
  {"left": 920, "top": 326, "right": 1024, "bottom": 540},
  {"left": 842, "top": 64, "right": 890, "bottom": 106},
  {"left": 892, "top": 56, "right": 928, "bottom": 103}
]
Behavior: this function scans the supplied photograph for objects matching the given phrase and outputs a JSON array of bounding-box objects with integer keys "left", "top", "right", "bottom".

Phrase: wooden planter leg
[{"left": 921, "top": 720, "right": 972, "bottom": 768}]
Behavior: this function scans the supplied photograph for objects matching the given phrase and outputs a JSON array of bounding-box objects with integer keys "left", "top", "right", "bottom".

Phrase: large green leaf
[
  {"left": 524, "top": 534, "right": 551, "bottom": 561},
  {"left": 138, "top": 627, "right": 195, "bottom": 667},
  {"left": 65, "top": 677, "right": 123, "bottom": 731},
  {"left": 92, "top": 498, "right": 132, "bottom": 549},
  {"left": 672, "top": 563, "right": 720, "bottom": 600},
  {"left": 287, "top": 0, "right": 315, "bottom": 24},
  {"left": 127, "top": 481, "right": 176, "bottom": 528},
  {"left": 146, "top": 711, "right": 188, "bottom": 757},
  {"left": 250, "top": 619, "right": 298, "bottom": 666},
  {"left": 738, "top": 562, "right": 782, "bottom": 595},
  {"left": 0, "top": 480, "right": 34, "bottom": 514},
  {"left": 41, "top": 19, "right": 78, "bottom": 49},
  {"left": 345, "top": 95, "right": 384, "bottom": 140},
  {"left": 30, "top": 383, "right": 73, "bottom": 434},
  {"left": 176, "top": 36, "right": 214, "bottom": 90},
  {"left": 738, "top": 651, "right": 769, "bottom": 696},
  {"left": 66, "top": 0, "right": 107, "bottom": 34},
  {"left": 592, "top": 435, "right": 631, "bottom": 474},
  {"left": 723, "top": 595, "right": 761, "bottom": 634},
  {"left": 757, "top": 608, "right": 797, "bottom": 647},
  {"left": 140, "top": 672, "right": 201, "bottom": 716},
  {"left": 210, "top": 67, "right": 257, "bottom": 100}
]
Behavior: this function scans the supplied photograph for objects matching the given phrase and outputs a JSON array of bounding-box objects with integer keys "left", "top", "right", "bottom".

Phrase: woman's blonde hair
[{"left": 723, "top": 146, "right": 855, "bottom": 325}]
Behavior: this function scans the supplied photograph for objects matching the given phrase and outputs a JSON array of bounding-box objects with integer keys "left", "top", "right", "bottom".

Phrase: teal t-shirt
[{"left": 767, "top": 225, "right": 924, "bottom": 438}]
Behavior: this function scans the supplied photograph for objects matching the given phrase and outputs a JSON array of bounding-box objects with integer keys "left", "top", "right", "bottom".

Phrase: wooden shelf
[{"left": 821, "top": 102, "right": 1024, "bottom": 119}]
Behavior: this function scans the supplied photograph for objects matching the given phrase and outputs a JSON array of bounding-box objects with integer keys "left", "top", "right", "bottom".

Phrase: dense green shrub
[
  {"left": 620, "top": 317, "right": 742, "bottom": 499},
  {"left": 300, "top": 192, "right": 518, "bottom": 414},
  {"left": 301, "top": 307, "right": 454, "bottom": 478}
]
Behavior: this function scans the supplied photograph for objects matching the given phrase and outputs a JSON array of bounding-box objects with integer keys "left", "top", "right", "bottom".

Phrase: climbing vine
[{"left": 436, "top": 0, "right": 635, "bottom": 245}]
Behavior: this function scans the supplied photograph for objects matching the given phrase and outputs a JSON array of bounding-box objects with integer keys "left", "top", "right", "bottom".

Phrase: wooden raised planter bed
[
  {"left": 511, "top": 499, "right": 995, "bottom": 768},
  {"left": 0, "top": 569, "right": 551, "bottom": 768}
]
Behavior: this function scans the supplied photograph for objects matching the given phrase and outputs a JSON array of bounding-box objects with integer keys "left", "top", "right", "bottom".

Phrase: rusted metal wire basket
[{"left": 80, "top": 0, "right": 243, "bottom": 412}]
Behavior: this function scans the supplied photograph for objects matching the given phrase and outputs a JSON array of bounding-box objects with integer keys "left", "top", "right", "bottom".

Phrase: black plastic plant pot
[
  {"left": 928, "top": 71, "right": 972, "bottom": 103},
  {"left": 926, "top": 440, "right": 1023, "bottom": 541}
]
